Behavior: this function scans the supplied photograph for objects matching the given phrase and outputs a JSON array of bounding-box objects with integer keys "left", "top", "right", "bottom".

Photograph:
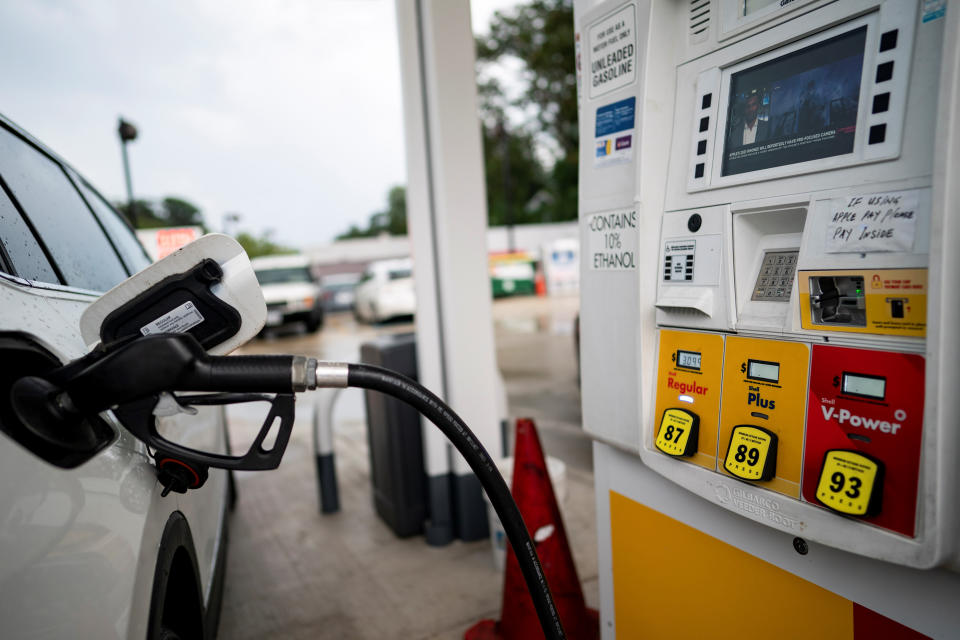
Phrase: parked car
[
  {"left": 353, "top": 258, "right": 416, "bottom": 323},
  {"left": 0, "top": 115, "right": 231, "bottom": 639},
  {"left": 251, "top": 254, "right": 324, "bottom": 333},
  {"left": 320, "top": 272, "right": 361, "bottom": 312}
]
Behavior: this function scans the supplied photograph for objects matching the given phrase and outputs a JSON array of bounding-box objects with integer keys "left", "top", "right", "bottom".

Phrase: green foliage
[
  {"left": 116, "top": 196, "right": 207, "bottom": 231},
  {"left": 483, "top": 121, "right": 548, "bottom": 226},
  {"left": 477, "top": 0, "right": 577, "bottom": 224},
  {"left": 337, "top": 185, "right": 407, "bottom": 239},
  {"left": 234, "top": 230, "right": 298, "bottom": 259},
  {"left": 161, "top": 197, "right": 204, "bottom": 227},
  {"left": 115, "top": 199, "right": 158, "bottom": 228},
  {"left": 334, "top": 0, "right": 576, "bottom": 238}
]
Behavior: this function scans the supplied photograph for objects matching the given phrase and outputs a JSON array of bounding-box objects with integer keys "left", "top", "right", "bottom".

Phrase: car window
[
  {"left": 0, "top": 185, "right": 59, "bottom": 282},
  {"left": 388, "top": 268, "right": 412, "bottom": 280},
  {"left": 0, "top": 125, "right": 128, "bottom": 292},
  {"left": 254, "top": 266, "right": 313, "bottom": 285},
  {"left": 71, "top": 172, "right": 151, "bottom": 274}
]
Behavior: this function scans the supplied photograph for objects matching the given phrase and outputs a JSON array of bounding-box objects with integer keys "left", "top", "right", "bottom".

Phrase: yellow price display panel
[
  {"left": 723, "top": 425, "right": 777, "bottom": 481},
  {"left": 718, "top": 337, "right": 809, "bottom": 498},
  {"left": 815, "top": 450, "right": 884, "bottom": 516},
  {"left": 655, "top": 408, "right": 699, "bottom": 457},
  {"left": 654, "top": 330, "right": 724, "bottom": 470}
]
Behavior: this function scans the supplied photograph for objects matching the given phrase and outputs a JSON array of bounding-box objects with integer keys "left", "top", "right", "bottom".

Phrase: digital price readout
[
  {"left": 842, "top": 372, "right": 886, "bottom": 400},
  {"left": 676, "top": 349, "right": 702, "bottom": 370},
  {"left": 746, "top": 359, "right": 780, "bottom": 383}
]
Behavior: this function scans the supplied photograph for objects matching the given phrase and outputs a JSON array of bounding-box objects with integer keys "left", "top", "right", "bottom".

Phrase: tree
[
  {"left": 116, "top": 199, "right": 160, "bottom": 229},
  {"left": 116, "top": 196, "right": 208, "bottom": 230},
  {"left": 235, "top": 230, "right": 297, "bottom": 259},
  {"left": 160, "top": 197, "right": 204, "bottom": 227},
  {"left": 476, "top": 0, "right": 578, "bottom": 222},
  {"left": 336, "top": 185, "right": 407, "bottom": 239}
]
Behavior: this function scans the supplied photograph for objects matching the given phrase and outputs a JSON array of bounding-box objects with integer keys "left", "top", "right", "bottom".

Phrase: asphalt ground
[{"left": 218, "top": 295, "right": 596, "bottom": 639}]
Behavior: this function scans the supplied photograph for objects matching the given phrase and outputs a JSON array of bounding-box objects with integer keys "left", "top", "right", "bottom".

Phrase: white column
[{"left": 395, "top": 0, "right": 502, "bottom": 542}]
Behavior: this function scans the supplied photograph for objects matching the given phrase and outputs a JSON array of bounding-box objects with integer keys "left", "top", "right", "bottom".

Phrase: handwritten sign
[{"left": 825, "top": 190, "right": 919, "bottom": 253}]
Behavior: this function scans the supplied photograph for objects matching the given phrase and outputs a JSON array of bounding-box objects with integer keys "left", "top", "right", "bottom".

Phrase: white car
[
  {"left": 0, "top": 116, "right": 231, "bottom": 639},
  {"left": 353, "top": 258, "right": 416, "bottom": 323},
  {"left": 251, "top": 254, "right": 324, "bottom": 333}
]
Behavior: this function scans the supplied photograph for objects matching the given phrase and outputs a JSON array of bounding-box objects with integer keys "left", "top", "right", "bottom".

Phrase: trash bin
[
  {"left": 360, "top": 333, "right": 427, "bottom": 537},
  {"left": 483, "top": 456, "right": 567, "bottom": 570}
]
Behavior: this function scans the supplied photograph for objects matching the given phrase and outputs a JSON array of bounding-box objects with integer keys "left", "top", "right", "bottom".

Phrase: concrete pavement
[{"left": 218, "top": 295, "right": 596, "bottom": 639}]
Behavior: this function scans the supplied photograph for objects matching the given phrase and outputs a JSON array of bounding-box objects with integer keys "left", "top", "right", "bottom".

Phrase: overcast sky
[{"left": 0, "top": 0, "right": 520, "bottom": 248}]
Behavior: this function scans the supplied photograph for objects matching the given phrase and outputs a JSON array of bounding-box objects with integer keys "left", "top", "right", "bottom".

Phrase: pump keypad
[
  {"left": 655, "top": 408, "right": 699, "bottom": 457},
  {"left": 723, "top": 425, "right": 777, "bottom": 481},
  {"left": 815, "top": 450, "right": 884, "bottom": 516},
  {"left": 752, "top": 250, "right": 798, "bottom": 301}
]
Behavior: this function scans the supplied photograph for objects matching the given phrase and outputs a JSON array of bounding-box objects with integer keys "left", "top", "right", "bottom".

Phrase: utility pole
[
  {"left": 496, "top": 118, "right": 515, "bottom": 253},
  {"left": 117, "top": 117, "right": 138, "bottom": 227}
]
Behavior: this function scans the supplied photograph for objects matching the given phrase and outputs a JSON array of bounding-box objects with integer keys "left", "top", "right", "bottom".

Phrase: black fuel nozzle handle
[
  {"left": 11, "top": 333, "right": 348, "bottom": 474},
  {"left": 53, "top": 333, "right": 302, "bottom": 416}
]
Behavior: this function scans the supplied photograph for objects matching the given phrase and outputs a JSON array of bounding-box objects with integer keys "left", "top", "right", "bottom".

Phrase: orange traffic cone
[
  {"left": 465, "top": 418, "right": 599, "bottom": 640},
  {"left": 534, "top": 269, "right": 547, "bottom": 296}
]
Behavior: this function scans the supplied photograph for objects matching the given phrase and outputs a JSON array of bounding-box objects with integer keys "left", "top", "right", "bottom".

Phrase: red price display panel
[{"left": 802, "top": 345, "right": 925, "bottom": 536}]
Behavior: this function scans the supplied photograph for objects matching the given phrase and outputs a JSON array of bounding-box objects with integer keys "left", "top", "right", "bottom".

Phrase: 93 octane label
[
  {"left": 655, "top": 408, "right": 698, "bottom": 457},
  {"left": 816, "top": 450, "right": 882, "bottom": 516},
  {"left": 141, "top": 301, "right": 205, "bottom": 336},
  {"left": 724, "top": 425, "right": 777, "bottom": 481}
]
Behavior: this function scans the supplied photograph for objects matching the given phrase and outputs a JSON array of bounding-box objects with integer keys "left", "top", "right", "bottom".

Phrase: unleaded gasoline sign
[{"left": 587, "top": 3, "right": 637, "bottom": 99}]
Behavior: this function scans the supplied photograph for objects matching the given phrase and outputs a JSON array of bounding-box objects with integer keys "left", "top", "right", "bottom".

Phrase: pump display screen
[
  {"left": 676, "top": 350, "right": 702, "bottom": 370},
  {"left": 747, "top": 359, "right": 780, "bottom": 383},
  {"left": 721, "top": 26, "right": 867, "bottom": 176},
  {"left": 743, "top": 0, "right": 778, "bottom": 16},
  {"left": 842, "top": 373, "right": 886, "bottom": 399}
]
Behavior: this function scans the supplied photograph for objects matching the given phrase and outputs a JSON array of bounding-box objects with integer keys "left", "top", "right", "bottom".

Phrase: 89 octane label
[{"left": 587, "top": 209, "right": 637, "bottom": 270}]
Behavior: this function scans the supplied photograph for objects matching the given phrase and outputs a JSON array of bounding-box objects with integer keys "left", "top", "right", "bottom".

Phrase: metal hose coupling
[{"left": 291, "top": 357, "right": 350, "bottom": 391}]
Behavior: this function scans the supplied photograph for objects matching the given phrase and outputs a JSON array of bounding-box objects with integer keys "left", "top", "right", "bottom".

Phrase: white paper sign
[
  {"left": 141, "top": 301, "right": 205, "bottom": 335},
  {"left": 587, "top": 3, "right": 637, "bottom": 99},
  {"left": 587, "top": 209, "right": 637, "bottom": 270},
  {"left": 825, "top": 190, "right": 919, "bottom": 253}
]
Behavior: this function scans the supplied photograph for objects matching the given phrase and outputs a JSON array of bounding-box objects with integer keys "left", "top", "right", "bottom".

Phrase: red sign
[
  {"left": 802, "top": 345, "right": 925, "bottom": 536},
  {"left": 155, "top": 227, "right": 200, "bottom": 260}
]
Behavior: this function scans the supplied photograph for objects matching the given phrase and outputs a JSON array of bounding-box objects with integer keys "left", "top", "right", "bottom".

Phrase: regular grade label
[
  {"left": 816, "top": 450, "right": 882, "bottom": 516},
  {"left": 656, "top": 409, "right": 698, "bottom": 457},
  {"left": 724, "top": 425, "right": 777, "bottom": 481}
]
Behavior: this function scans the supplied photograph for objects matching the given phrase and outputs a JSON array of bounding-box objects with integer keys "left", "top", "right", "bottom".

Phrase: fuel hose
[
  {"left": 345, "top": 363, "right": 565, "bottom": 640},
  {"left": 9, "top": 335, "right": 566, "bottom": 639}
]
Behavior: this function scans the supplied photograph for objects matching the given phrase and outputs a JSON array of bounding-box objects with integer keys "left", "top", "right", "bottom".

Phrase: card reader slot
[{"left": 809, "top": 276, "right": 866, "bottom": 326}]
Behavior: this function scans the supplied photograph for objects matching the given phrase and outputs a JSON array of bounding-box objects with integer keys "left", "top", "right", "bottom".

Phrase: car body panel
[
  {"left": 0, "top": 275, "right": 229, "bottom": 638},
  {"left": 0, "top": 116, "right": 228, "bottom": 638}
]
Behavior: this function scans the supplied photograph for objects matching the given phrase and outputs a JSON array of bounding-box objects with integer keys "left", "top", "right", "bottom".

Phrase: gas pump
[{"left": 576, "top": 0, "right": 960, "bottom": 637}]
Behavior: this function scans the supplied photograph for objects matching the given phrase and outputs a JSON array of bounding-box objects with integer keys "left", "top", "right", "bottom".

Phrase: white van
[{"left": 251, "top": 254, "right": 324, "bottom": 332}]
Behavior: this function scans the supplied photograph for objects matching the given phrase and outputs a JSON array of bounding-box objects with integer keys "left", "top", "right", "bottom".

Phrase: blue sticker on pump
[
  {"left": 922, "top": 0, "right": 945, "bottom": 23},
  {"left": 595, "top": 97, "right": 635, "bottom": 137},
  {"left": 595, "top": 97, "right": 635, "bottom": 168}
]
